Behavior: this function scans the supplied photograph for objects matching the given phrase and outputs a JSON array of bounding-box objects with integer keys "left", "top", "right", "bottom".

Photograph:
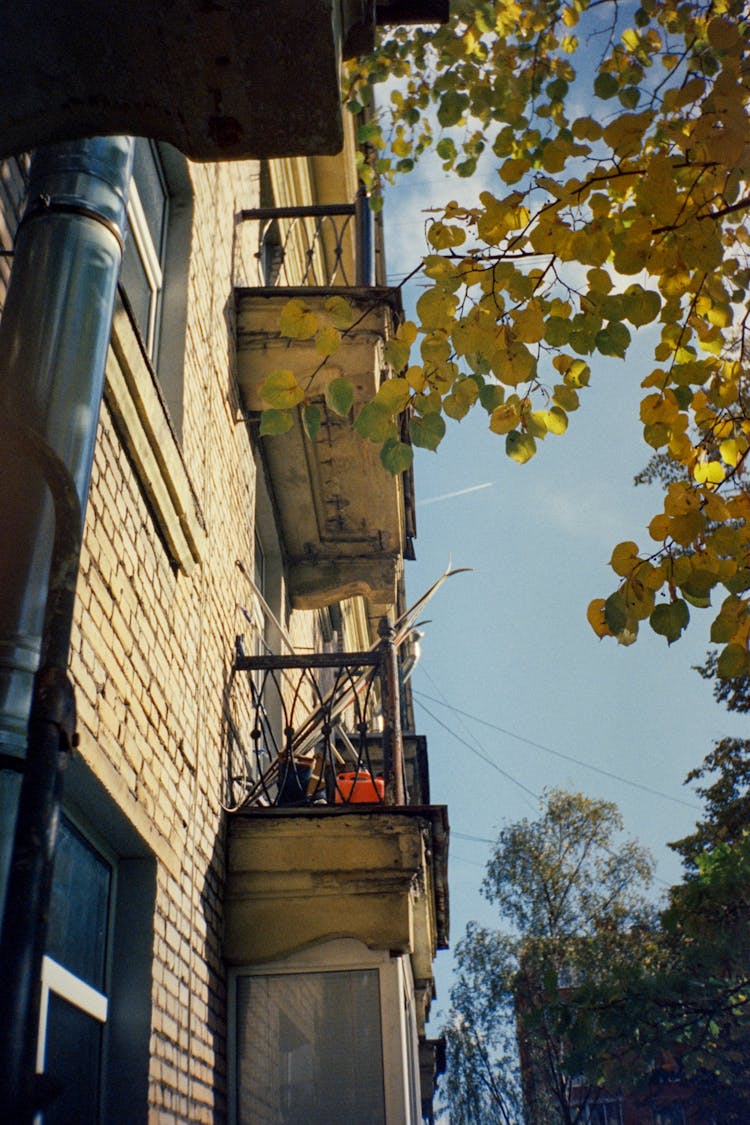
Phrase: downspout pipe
[{"left": 0, "top": 136, "right": 133, "bottom": 1122}]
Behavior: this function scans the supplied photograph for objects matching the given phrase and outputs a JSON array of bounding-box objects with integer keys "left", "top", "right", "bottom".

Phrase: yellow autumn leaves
[{"left": 256, "top": 0, "right": 750, "bottom": 663}]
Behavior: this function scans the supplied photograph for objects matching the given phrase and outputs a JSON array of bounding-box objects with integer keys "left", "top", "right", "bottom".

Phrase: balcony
[
  {"left": 223, "top": 618, "right": 418, "bottom": 813},
  {"left": 0, "top": 1, "right": 449, "bottom": 161},
  {"left": 222, "top": 625, "right": 450, "bottom": 1020},
  {"left": 234, "top": 197, "right": 415, "bottom": 611}
]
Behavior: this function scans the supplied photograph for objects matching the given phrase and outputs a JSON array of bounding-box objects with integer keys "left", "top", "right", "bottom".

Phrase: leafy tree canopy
[
  {"left": 442, "top": 789, "right": 654, "bottom": 1124},
  {"left": 584, "top": 738, "right": 750, "bottom": 1121},
  {"left": 258, "top": 0, "right": 750, "bottom": 669}
]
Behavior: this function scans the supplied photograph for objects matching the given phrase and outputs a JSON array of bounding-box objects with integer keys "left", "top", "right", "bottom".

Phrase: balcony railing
[
  {"left": 223, "top": 618, "right": 409, "bottom": 813},
  {"left": 236, "top": 187, "right": 382, "bottom": 289}
]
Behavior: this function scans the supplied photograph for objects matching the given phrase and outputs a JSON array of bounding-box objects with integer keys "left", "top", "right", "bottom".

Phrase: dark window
[
  {"left": 121, "top": 138, "right": 168, "bottom": 360},
  {"left": 39, "top": 817, "right": 112, "bottom": 1124},
  {"left": 235, "top": 969, "right": 386, "bottom": 1125},
  {"left": 652, "top": 1105, "right": 686, "bottom": 1125}
]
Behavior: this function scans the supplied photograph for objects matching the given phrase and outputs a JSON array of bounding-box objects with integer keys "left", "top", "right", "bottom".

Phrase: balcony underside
[
  {"left": 236, "top": 287, "right": 412, "bottom": 610},
  {"left": 0, "top": 1, "right": 345, "bottom": 160},
  {"left": 224, "top": 805, "right": 449, "bottom": 1032},
  {"left": 0, "top": 2, "right": 451, "bottom": 161}
]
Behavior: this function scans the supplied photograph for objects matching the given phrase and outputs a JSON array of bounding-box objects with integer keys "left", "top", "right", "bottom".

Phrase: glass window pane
[
  {"left": 237, "top": 969, "right": 385, "bottom": 1125},
  {"left": 47, "top": 819, "right": 111, "bottom": 991},
  {"left": 119, "top": 238, "right": 153, "bottom": 347},
  {"left": 132, "top": 139, "right": 168, "bottom": 257},
  {"left": 43, "top": 992, "right": 103, "bottom": 1125}
]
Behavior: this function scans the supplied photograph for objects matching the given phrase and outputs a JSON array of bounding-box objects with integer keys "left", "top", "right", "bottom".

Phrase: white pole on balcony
[{"left": 378, "top": 616, "right": 405, "bottom": 805}]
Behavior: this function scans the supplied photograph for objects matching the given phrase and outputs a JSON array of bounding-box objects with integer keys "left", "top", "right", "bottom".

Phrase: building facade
[{"left": 0, "top": 108, "right": 448, "bottom": 1125}]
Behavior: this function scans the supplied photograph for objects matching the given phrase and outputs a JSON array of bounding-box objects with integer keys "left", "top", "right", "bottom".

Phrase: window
[
  {"left": 36, "top": 808, "right": 156, "bottom": 1125},
  {"left": 652, "top": 1105, "right": 686, "bottom": 1125},
  {"left": 581, "top": 1099, "right": 623, "bottom": 1125},
  {"left": 235, "top": 969, "right": 386, "bottom": 1125},
  {"left": 119, "top": 138, "right": 193, "bottom": 435},
  {"left": 121, "top": 139, "right": 168, "bottom": 361},
  {"left": 37, "top": 817, "right": 112, "bottom": 1124},
  {"left": 230, "top": 940, "right": 423, "bottom": 1125}
]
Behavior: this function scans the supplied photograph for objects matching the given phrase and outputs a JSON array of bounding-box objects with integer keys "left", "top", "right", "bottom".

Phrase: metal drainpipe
[{"left": 0, "top": 135, "right": 133, "bottom": 1122}]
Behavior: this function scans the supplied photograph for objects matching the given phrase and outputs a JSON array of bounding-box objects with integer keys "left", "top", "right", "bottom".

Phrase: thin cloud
[{"left": 418, "top": 482, "right": 494, "bottom": 506}]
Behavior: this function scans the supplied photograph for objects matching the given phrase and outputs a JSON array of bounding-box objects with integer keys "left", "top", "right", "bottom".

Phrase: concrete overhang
[
  {"left": 224, "top": 805, "right": 449, "bottom": 1026},
  {"left": 0, "top": 1, "right": 449, "bottom": 162},
  {"left": 236, "top": 286, "right": 413, "bottom": 610}
]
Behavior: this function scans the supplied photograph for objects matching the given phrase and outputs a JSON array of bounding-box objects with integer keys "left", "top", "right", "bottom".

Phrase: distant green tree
[
  {"left": 574, "top": 737, "right": 750, "bottom": 1123},
  {"left": 441, "top": 790, "right": 655, "bottom": 1124},
  {"left": 657, "top": 739, "right": 750, "bottom": 1119}
]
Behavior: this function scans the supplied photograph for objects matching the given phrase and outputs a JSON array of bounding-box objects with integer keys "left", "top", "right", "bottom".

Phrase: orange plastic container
[{"left": 334, "top": 771, "right": 385, "bottom": 804}]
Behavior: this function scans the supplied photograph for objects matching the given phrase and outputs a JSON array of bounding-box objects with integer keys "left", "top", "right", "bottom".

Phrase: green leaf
[
  {"left": 354, "top": 401, "right": 395, "bottom": 443},
  {"left": 384, "top": 337, "right": 411, "bottom": 372},
  {"left": 380, "top": 438, "right": 414, "bottom": 474},
  {"left": 649, "top": 599, "right": 690, "bottom": 644},
  {"left": 325, "top": 377, "right": 354, "bottom": 416},
  {"left": 624, "top": 285, "right": 661, "bottom": 327},
  {"left": 436, "top": 137, "right": 457, "bottom": 163},
  {"left": 618, "top": 85, "right": 641, "bottom": 109},
  {"left": 409, "top": 413, "right": 446, "bottom": 451},
  {"left": 545, "top": 317, "right": 571, "bottom": 346},
  {"left": 259, "top": 409, "right": 293, "bottom": 436},
  {"left": 444, "top": 392, "right": 470, "bottom": 420},
  {"left": 505, "top": 430, "right": 537, "bottom": 464},
  {"left": 303, "top": 404, "right": 321, "bottom": 441},
  {"left": 374, "top": 377, "right": 411, "bottom": 414},
  {"left": 604, "top": 591, "right": 628, "bottom": 635},
  {"left": 595, "top": 322, "right": 631, "bottom": 358},
  {"left": 594, "top": 72, "right": 619, "bottom": 99},
  {"left": 479, "top": 384, "right": 505, "bottom": 412},
  {"left": 315, "top": 324, "right": 341, "bottom": 356},
  {"left": 716, "top": 643, "right": 748, "bottom": 678},
  {"left": 724, "top": 569, "right": 750, "bottom": 594},
  {"left": 279, "top": 298, "right": 318, "bottom": 340},
  {"left": 437, "top": 90, "right": 469, "bottom": 128},
  {"left": 260, "top": 369, "right": 305, "bottom": 409}
]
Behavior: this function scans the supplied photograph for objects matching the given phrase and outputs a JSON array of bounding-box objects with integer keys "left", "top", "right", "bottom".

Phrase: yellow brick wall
[
  {"left": 67, "top": 156, "right": 322, "bottom": 1122},
  {"left": 1, "top": 146, "right": 371, "bottom": 1123}
]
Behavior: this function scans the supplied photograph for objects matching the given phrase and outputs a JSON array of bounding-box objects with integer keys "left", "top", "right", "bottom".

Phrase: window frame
[
  {"left": 580, "top": 1098, "right": 624, "bottom": 1125},
  {"left": 228, "top": 939, "right": 422, "bottom": 1125},
  {"left": 651, "top": 1104, "right": 687, "bottom": 1125},
  {"left": 35, "top": 813, "right": 117, "bottom": 1124},
  {"left": 117, "top": 137, "right": 193, "bottom": 439},
  {"left": 32, "top": 784, "right": 157, "bottom": 1125},
  {"left": 124, "top": 162, "right": 167, "bottom": 361}
]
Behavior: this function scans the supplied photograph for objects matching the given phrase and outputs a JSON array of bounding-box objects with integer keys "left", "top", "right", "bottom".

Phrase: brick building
[{"left": 0, "top": 13, "right": 449, "bottom": 1122}]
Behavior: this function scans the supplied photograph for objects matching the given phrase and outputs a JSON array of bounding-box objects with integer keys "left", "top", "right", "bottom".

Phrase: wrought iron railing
[
  {"left": 237, "top": 188, "right": 375, "bottom": 289},
  {"left": 223, "top": 620, "right": 406, "bottom": 813}
]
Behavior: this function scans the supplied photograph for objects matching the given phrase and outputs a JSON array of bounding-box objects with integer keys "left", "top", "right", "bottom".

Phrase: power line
[
  {"left": 454, "top": 831, "right": 495, "bottom": 845},
  {"left": 417, "top": 696, "right": 540, "bottom": 806},
  {"left": 414, "top": 688, "right": 700, "bottom": 812}
]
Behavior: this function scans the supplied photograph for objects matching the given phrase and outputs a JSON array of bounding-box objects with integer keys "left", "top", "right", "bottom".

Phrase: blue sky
[{"left": 381, "top": 160, "right": 744, "bottom": 1029}]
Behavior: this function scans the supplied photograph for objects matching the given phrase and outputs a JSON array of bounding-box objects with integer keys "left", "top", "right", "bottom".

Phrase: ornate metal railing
[
  {"left": 223, "top": 620, "right": 406, "bottom": 812},
  {"left": 237, "top": 189, "right": 374, "bottom": 288}
]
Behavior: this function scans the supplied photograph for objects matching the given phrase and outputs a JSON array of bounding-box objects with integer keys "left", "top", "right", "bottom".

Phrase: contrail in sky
[{"left": 418, "top": 482, "right": 494, "bottom": 506}]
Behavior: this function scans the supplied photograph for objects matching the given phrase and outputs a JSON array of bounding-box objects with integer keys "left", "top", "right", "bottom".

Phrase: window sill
[{"left": 105, "top": 299, "right": 205, "bottom": 574}]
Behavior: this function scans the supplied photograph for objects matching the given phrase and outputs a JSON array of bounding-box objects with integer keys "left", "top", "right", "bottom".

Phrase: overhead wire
[
  {"left": 415, "top": 684, "right": 701, "bottom": 812},
  {"left": 416, "top": 673, "right": 678, "bottom": 890},
  {"left": 417, "top": 696, "right": 540, "bottom": 807}
]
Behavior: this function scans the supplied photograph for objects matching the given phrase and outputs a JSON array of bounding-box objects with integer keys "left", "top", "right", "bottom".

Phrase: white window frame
[
  {"left": 125, "top": 174, "right": 165, "bottom": 360},
  {"left": 36, "top": 954, "right": 110, "bottom": 1071},
  {"left": 34, "top": 815, "right": 116, "bottom": 1124},
  {"left": 581, "top": 1098, "right": 624, "bottom": 1125},
  {"left": 229, "top": 939, "right": 422, "bottom": 1125}
]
